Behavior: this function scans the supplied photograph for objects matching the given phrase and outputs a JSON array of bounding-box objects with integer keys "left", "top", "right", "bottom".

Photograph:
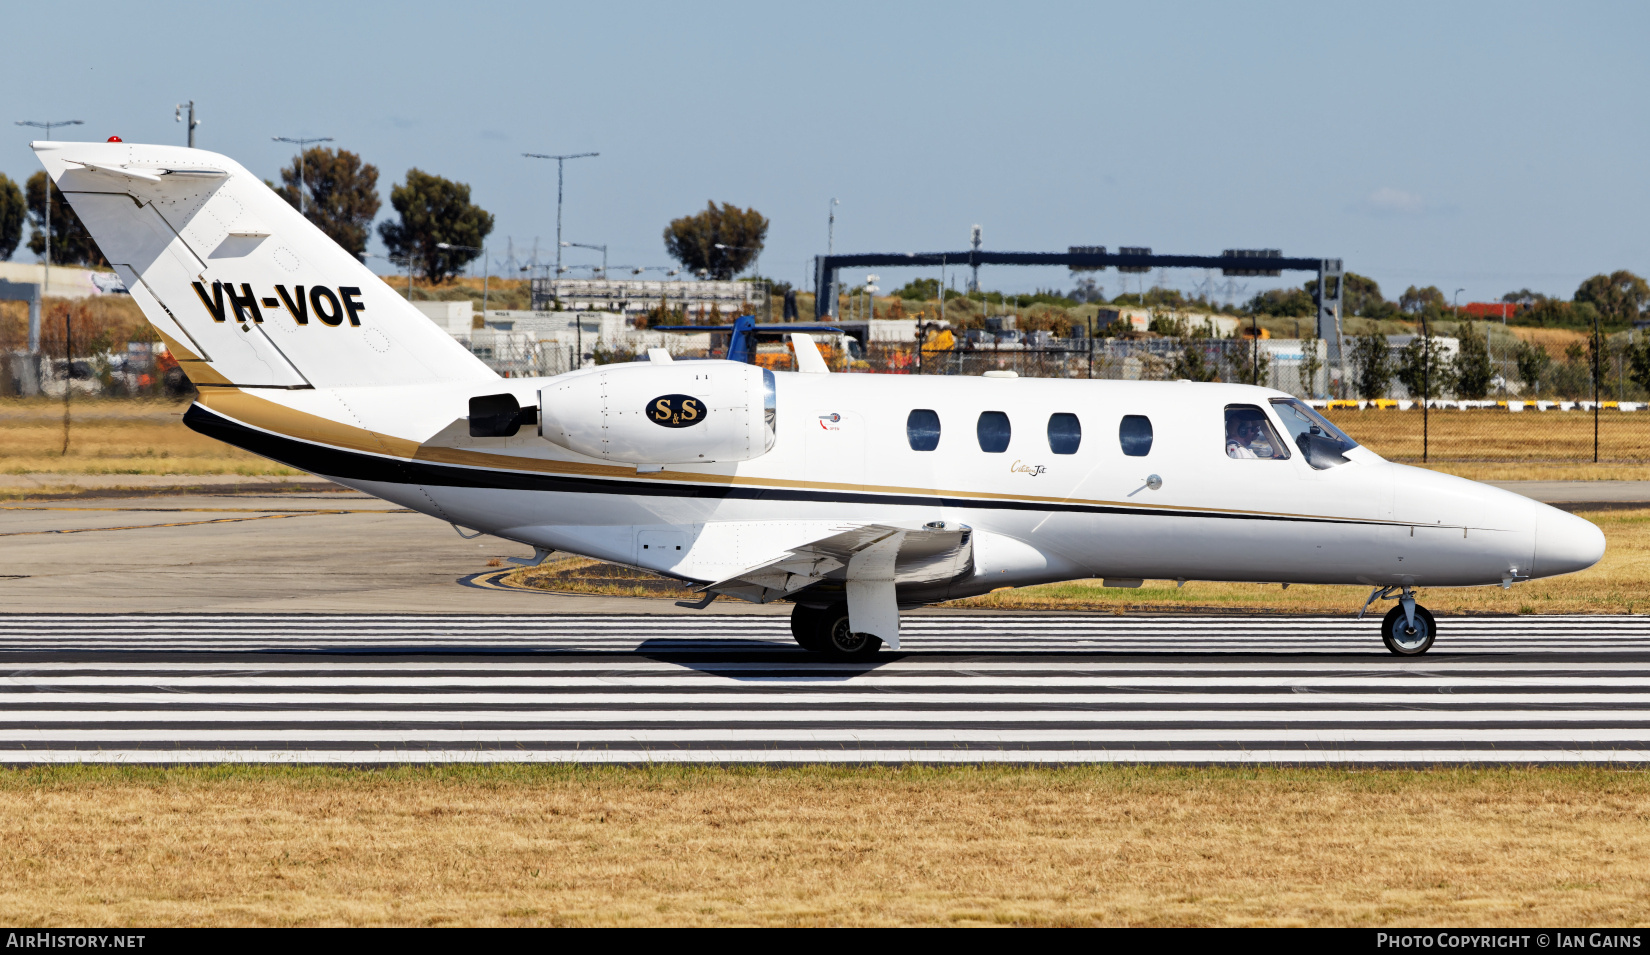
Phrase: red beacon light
[{"left": 106, "top": 136, "right": 122, "bottom": 142}]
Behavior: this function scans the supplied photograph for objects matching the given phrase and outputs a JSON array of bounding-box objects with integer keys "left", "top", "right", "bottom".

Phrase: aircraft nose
[{"left": 1534, "top": 507, "right": 1606, "bottom": 578}]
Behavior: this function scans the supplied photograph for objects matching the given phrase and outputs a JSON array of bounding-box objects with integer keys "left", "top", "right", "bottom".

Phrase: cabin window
[
  {"left": 1269, "top": 398, "right": 1358, "bottom": 469},
  {"left": 1119, "top": 415, "right": 1153, "bottom": 456},
  {"left": 907, "top": 409, "right": 942, "bottom": 451},
  {"left": 977, "top": 411, "right": 1012, "bottom": 453},
  {"left": 1224, "top": 404, "right": 1290, "bottom": 460},
  {"left": 1047, "top": 413, "right": 1081, "bottom": 454}
]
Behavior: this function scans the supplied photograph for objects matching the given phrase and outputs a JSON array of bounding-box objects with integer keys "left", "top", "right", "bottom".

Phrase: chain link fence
[{"left": 673, "top": 334, "right": 1648, "bottom": 465}]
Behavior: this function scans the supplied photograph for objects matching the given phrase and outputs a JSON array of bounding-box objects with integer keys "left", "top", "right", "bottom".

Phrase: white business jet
[{"left": 34, "top": 140, "right": 1606, "bottom": 656}]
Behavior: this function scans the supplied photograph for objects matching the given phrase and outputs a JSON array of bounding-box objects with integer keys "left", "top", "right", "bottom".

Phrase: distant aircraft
[{"left": 34, "top": 141, "right": 1606, "bottom": 656}]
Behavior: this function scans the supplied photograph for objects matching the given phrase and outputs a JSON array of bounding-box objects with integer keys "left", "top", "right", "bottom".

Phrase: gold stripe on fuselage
[{"left": 195, "top": 387, "right": 1403, "bottom": 526}]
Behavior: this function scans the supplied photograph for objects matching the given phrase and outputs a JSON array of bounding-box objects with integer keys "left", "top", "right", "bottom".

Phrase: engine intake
[{"left": 539, "top": 361, "right": 776, "bottom": 465}]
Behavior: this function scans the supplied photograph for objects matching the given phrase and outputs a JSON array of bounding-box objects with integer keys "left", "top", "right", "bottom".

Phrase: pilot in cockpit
[{"left": 1225, "top": 409, "right": 1280, "bottom": 459}]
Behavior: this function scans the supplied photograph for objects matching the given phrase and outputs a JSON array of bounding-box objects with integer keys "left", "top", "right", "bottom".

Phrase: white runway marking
[{"left": 3, "top": 613, "right": 1650, "bottom": 764}]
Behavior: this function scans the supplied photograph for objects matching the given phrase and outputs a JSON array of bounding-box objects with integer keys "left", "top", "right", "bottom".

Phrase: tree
[
  {"left": 896, "top": 277, "right": 940, "bottom": 301},
  {"left": 1574, "top": 270, "right": 1649, "bottom": 328},
  {"left": 1243, "top": 287, "right": 1314, "bottom": 317},
  {"left": 1394, "top": 337, "right": 1432, "bottom": 400},
  {"left": 0, "top": 174, "right": 23, "bottom": 260},
  {"left": 25, "top": 171, "right": 106, "bottom": 267},
  {"left": 1514, "top": 340, "right": 1552, "bottom": 396},
  {"left": 1398, "top": 285, "right": 1447, "bottom": 316},
  {"left": 1350, "top": 332, "right": 1393, "bottom": 399},
  {"left": 1143, "top": 286, "right": 1188, "bottom": 309},
  {"left": 275, "top": 147, "right": 381, "bottom": 256},
  {"left": 1521, "top": 297, "right": 1600, "bottom": 329},
  {"left": 1451, "top": 322, "right": 1494, "bottom": 399},
  {"left": 662, "top": 202, "right": 768, "bottom": 280},
  {"left": 1306, "top": 272, "right": 1393, "bottom": 318},
  {"left": 1297, "top": 334, "right": 1324, "bottom": 398},
  {"left": 1225, "top": 340, "right": 1271, "bottom": 387},
  {"left": 1628, "top": 337, "right": 1650, "bottom": 398},
  {"left": 377, "top": 169, "right": 493, "bottom": 283},
  {"left": 1171, "top": 341, "right": 1216, "bottom": 381}
]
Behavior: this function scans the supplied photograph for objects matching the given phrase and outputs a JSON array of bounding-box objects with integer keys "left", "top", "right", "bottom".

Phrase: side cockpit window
[
  {"left": 1224, "top": 404, "right": 1290, "bottom": 460},
  {"left": 1119, "top": 415, "right": 1153, "bottom": 457},
  {"left": 1269, "top": 398, "right": 1358, "bottom": 469},
  {"left": 907, "top": 409, "right": 941, "bottom": 451}
]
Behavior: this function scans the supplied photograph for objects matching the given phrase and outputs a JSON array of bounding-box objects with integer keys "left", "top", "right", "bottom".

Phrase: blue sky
[{"left": 2, "top": 0, "right": 1644, "bottom": 305}]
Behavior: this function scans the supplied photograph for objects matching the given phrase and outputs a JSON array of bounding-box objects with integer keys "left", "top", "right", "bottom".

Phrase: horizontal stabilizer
[{"left": 35, "top": 140, "right": 495, "bottom": 390}]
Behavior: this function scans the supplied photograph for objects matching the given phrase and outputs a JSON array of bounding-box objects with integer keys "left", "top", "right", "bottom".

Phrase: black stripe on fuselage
[{"left": 183, "top": 402, "right": 1394, "bottom": 527}]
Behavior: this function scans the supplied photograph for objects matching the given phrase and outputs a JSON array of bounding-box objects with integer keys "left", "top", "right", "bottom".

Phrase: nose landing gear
[{"left": 1361, "top": 585, "right": 1437, "bottom": 655}]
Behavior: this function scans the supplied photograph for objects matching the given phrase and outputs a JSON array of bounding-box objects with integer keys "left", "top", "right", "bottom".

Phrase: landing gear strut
[
  {"left": 790, "top": 602, "right": 883, "bottom": 659},
  {"left": 1361, "top": 585, "right": 1437, "bottom": 655}
]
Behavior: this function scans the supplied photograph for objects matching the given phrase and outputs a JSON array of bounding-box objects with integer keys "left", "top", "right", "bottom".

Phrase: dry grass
[
  {"left": 0, "top": 398, "right": 294, "bottom": 479},
  {"left": 954, "top": 508, "right": 1649, "bottom": 615},
  {"left": 1324, "top": 408, "right": 1650, "bottom": 467},
  {"left": 2, "top": 764, "right": 1648, "bottom": 927},
  {"left": 511, "top": 554, "right": 700, "bottom": 599},
  {"left": 1509, "top": 326, "right": 1590, "bottom": 355}
]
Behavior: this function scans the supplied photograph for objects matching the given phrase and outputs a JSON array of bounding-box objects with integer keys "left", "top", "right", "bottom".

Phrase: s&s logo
[{"left": 647, "top": 394, "right": 706, "bottom": 428}]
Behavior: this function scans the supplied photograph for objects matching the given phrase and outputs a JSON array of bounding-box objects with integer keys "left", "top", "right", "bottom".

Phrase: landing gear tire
[
  {"left": 818, "top": 602, "right": 883, "bottom": 659},
  {"left": 790, "top": 603, "right": 830, "bottom": 652},
  {"left": 1382, "top": 604, "right": 1437, "bottom": 655}
]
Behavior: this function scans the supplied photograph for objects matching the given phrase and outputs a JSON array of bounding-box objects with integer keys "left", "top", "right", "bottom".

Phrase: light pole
[
  {"left": 560, "top": 242, "right": 605, "bottom": 370},
  {"left": 524, "top": 151, "right": 598, "bottom": 285},
  {"left": 866, "top": 275, "right": 879, "bottom": 323},
  {"left": 271, "top": 136, "right": 334, "bottom": 216},
  {"left": 16, "top": 119, "right": 83, "bottom": 294},
  {"left": 561, "top": 241, "right": 606, "bottom": 277},
  {"left": 825, "top": 198, "right": 841, "bottom": 317},
  {"left": 362, "top": 251, "right": 415, "bottom": 299},
  {"left": 174, "top": 101, "right": 200, "bottom": 147},
  {"left": 1421, "top": 308, "right": 1431, "bottom": 463},
  {"left": 437, "top": 242, "right": 487, "bottom": 318},
  {"left": 714, "top": 242, "right": 759, "bottom": 277}
]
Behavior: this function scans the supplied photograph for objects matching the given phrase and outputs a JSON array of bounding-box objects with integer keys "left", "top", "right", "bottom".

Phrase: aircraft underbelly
[{"left": 404, "top": 479, "right": 1402, "bottom": 586}]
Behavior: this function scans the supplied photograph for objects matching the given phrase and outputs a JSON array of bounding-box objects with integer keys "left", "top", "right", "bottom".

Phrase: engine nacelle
[{"left": 539, "top": 360, "right": 776, "bottom": 466}]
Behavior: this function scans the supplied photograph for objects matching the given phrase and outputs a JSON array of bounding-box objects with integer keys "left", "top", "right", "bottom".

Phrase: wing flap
[{"left": 696, "top": 520, "right": 973, "bottom": 604}]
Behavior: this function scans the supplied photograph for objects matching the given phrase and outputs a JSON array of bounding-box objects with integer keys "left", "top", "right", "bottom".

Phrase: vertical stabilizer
[{"left": 33, "top": 141, "right": 495, "bottom": 389}]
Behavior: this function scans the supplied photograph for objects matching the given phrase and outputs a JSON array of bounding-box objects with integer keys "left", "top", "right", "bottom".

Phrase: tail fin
[{"left": 33, "top": 140, "right": 495, "bottom": 389}]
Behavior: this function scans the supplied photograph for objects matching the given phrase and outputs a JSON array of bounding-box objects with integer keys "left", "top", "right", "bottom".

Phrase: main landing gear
[
  {"left": 1361, "top": 585, "right": 1437, "bottom": 655},
  {"left": 791, "top": 602, "right": 883, "bottom": 659}
]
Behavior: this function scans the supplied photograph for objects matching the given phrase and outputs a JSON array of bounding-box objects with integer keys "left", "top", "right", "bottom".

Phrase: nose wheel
[
  {"left": 1381, "top": 603, "right": 1436, "bottom": 655},
  {"left": 1361, "top": 585, "right": 1438, "bottom": 655}
]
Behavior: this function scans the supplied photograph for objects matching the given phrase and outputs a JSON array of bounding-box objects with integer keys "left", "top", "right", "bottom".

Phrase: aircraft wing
[{"left": 695, "top": 520, "right": 974, "bottom": 604}]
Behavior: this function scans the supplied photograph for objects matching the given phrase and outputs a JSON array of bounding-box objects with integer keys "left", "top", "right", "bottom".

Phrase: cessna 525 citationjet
[{"left": 34, "top": 140, "right": 1606, "bottom": 656}]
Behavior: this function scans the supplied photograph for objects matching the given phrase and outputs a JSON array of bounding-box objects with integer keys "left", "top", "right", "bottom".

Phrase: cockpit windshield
[{"left": 1268, "top": 398, "right": 1359, "bottom": 469}]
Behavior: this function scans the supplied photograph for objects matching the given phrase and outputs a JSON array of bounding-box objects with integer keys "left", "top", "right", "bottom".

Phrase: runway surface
[{"left": 4, "top": 613, "right": 1650, "bottom": 764}]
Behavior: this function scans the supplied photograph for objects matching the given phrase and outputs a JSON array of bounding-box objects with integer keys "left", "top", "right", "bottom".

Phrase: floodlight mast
[
  {"left": 174, "top": 101, "right": 200, "bottom": 147},
  {"left": 271, "top": 136, "right": 334, "bottom": 216},
  {"left": 523, "top": 151, "right": 598, "bottom": 282},
  {"left": 437, "top": 241, "right": 488, "bottom": 317},
  {"left": 15, "top": 119, "right": 84, "bottom": 294}
]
